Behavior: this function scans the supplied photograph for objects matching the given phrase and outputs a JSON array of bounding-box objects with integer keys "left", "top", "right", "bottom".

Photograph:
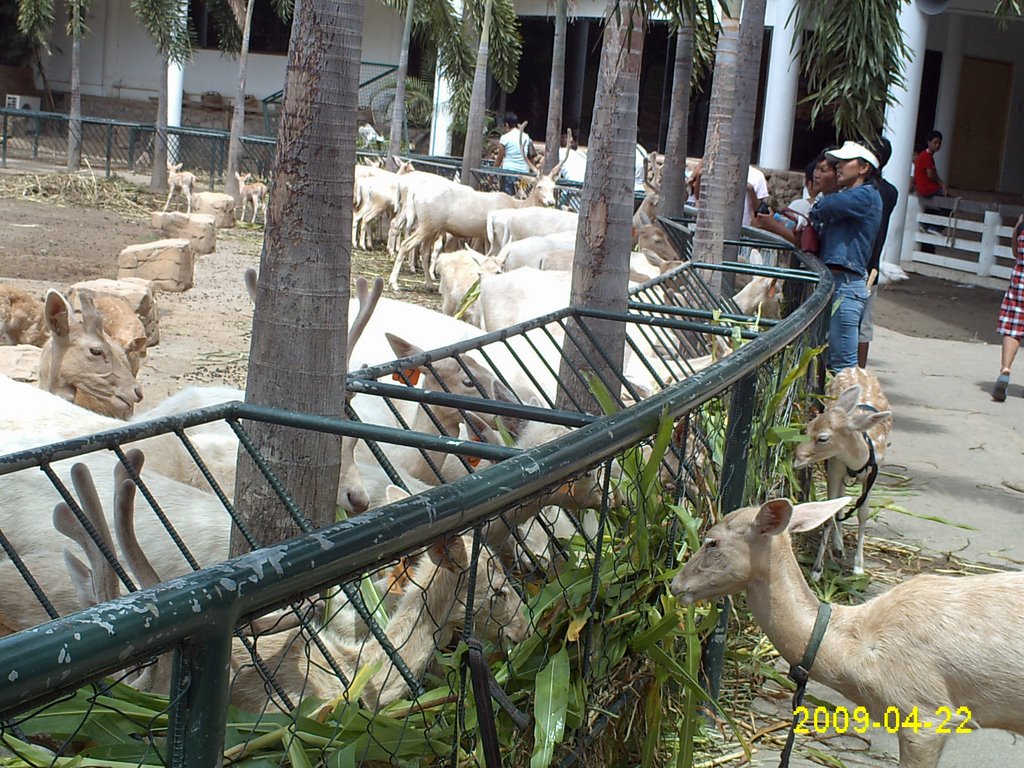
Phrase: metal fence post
[
  {"left": 702, "top": 372, "right": 758, "bottom": 700},
  {"left": 32, "top": 115, "right": 41, "bottom": 158},
  {"left": 1, "top": 113, "right": 7, "bottom": 167},
  {"left": 165, "top": 632, "right": 234, "bottom": 768},
  {"left": 105, "top": 123, "right": 113, "bottom": 178}
]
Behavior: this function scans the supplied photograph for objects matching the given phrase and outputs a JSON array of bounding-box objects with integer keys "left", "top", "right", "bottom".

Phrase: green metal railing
[
  {"left": 0, "top": 107, "right": 276, "bottom": 189},
  {"left": 0, "top": 249, "right": 832, "bottom": 766}
]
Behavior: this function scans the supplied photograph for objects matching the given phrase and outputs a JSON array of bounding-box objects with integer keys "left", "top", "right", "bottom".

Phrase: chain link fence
[{"left": 1, "top": 108, "right": 276, "bottom": 190}]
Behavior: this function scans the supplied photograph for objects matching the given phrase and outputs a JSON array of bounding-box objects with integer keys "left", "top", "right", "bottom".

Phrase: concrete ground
[{"left": 744, "top": 319, "right": 1024, "bottom": 766}]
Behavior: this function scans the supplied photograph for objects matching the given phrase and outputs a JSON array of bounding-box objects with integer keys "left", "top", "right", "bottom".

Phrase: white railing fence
[{"left": 898, "top": 193, "right": 1023, "bottom": 289}]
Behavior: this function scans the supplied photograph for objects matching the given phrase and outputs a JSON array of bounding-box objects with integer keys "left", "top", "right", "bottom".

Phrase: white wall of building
[
  {"left": 946, "top": 13, "right": 1024, "bottom": 194},
  {"left": 42, "top": 0, "right": 405, "bottom": 103}
]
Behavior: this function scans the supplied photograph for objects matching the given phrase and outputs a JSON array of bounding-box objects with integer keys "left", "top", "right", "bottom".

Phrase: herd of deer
[{"left": 2, "top": 154, "right": 1021, "bottom": 764}]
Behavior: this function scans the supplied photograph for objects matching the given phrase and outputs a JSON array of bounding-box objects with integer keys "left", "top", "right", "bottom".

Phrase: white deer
[
  {"left": 163, "top": 162, "right": 196, "bottom": 213},
  {"left": 671, "top": 496, "right": 1024, "bottom": 768}
]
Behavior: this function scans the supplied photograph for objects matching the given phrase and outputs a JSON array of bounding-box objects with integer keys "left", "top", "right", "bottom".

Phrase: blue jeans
[{"left": 828, "top": 273, "right": 869, "bottom": 371}]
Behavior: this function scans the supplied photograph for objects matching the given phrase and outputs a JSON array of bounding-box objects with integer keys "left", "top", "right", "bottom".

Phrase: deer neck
[
  {"left": 384, "top": 563, "right": 464, "bottom": 676},
  {"left": 745, "top": 535, "right": 850, "bottom": 687},
  {"left": 839, "top": 430, "right": 872, "bottom": 474}
]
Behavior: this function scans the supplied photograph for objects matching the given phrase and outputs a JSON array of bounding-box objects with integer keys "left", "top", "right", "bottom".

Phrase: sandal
[{"left": 993, "top": 373, "right": 1010, "bottom": 402}]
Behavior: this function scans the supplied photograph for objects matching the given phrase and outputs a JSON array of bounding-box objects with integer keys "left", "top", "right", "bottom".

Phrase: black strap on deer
[
  {"left": 840, "top": 405, "right": 880, "bottom": 521},
  {"left": 467, "top": 637, "right": 530, "bottom": 768},
  {"left": 778, "top": 602, "right": 832, "bottom": 768}
]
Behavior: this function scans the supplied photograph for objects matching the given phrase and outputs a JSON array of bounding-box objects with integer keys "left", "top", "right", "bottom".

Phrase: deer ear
[
  {"left": 44, "top": 290, "right": 73, "bottom": 339},
  {"left": 753, "top": 499, "right": 793, "bottom": 536},
  {"left": 428, "top": 534, "right": 471, "bottom": 571},
  {"left": 834, "top": 384, "right": 862, "bottom": 413},
  {"left": 788, "top": 497, "right": 852, "bottom": 534},
  {"left": 848, "top": 409, "right": 891, "bottom": 432},
  {"left": 385, "top": 332, "right": 423, "bottom": 361},
  {"left": 385, "top": 485, "right": 410, "bottom": 504}
]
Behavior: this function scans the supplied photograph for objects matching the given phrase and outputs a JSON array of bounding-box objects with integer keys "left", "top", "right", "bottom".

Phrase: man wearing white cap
[{"left": 809, "top": 140, "right": 883, "bottom": 372}]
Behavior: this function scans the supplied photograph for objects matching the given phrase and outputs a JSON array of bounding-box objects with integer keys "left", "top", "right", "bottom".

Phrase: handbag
[{"left": 800, "top": 223, "right": 820, "bottom": 254}]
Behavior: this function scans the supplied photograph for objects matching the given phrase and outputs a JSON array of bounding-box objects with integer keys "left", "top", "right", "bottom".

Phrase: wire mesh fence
[
  {"left": 0, "top": 108, "right": 276, "bottom": 190},
  {"left": 0, "top": 250, "right": 831, "bottom": 767}
]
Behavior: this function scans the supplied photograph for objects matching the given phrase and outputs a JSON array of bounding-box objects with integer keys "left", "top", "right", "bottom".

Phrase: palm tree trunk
[
  {"left": 66, "top": 9, "right": 83, "bottom": 172},
  {"left": 459, "top": 0, "right": 492, "bottom": 188},
  {"left": 386, "top": 0, "right": 416, "bottom": 171},
  {"left": 555, "top": 0, "right": 644, "bottom": 412},
  {"left": 541, "top": 0, "right": 567, "bottom": 173},
  {"left": 659, "top": 18, "right": 693, "bottom": 219},
  {"left": 225, "top": 0, "right": 255, "bottom": 201},
  {"left": 692, "top": 0, "right": 767, "bottom": 295},
  {"left": 230, "top": 0, "right": 363, "bottom": 554},
  {"left": 151, "top": 57, "right": 169, "bottom": 192}
]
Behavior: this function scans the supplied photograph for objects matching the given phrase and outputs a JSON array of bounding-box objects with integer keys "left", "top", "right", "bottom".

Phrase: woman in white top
[{"left": 495, "top": 112, "right": 532, "bottom": 194}]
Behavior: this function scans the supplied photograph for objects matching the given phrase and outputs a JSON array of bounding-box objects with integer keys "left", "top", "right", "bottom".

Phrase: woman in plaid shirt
[{"left": 994, "top": 214, "right": 1024, "bottom": 401}]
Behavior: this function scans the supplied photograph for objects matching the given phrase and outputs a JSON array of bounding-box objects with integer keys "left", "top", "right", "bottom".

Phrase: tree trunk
[
  {"left": 150, "top": 58, "right": 169, "bottom": 192},
  {"left": 555, "top": 0, "right": 644, "bottom": 412},
  {"left": 659, "top": 19, "right": 693, "bottom": 219},
  {"left": 230, "top": 0, "right": 363, "bottom": 554},
  {"left": 541, "top": 0, "right": 567, "bottom": 173},
  {"left": 459, "top": 0, "right": 492, "bottom": 188},
  {"left": 225, "top": 0, "right": 256, "bottom": 201},
  {"left": 691, "top": 0, "right": 766, "bottom": 295},
  {"left": 66, "top": 15, "right": 82, "bottom": 172},
  {"left": 386, "top": 0, "right": 416, "bottom": 171}
]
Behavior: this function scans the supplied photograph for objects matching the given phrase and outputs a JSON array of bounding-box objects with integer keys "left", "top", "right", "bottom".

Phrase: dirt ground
[
  {"left": 0, "top": 185, "right": 440, "bottom": 405},
  {"left": 0, "top": 184, "right": 1006, "bottom": 406}
]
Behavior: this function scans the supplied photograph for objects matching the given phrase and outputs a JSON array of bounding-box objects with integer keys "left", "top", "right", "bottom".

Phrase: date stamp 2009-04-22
[{"left": 794, "top": 705, "right": 973, "bottom": 736}]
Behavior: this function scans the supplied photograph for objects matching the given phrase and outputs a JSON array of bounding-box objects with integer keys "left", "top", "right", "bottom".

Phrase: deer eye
[
  {"left": 702, "top": 537, "right": 717, "bottom": 549},
  {"left": 815, "top": 433, "right": 830, "bottom": 443},
  {"left": 89, "top": 347, "right": 103, "bottom": 357},
  {"left": 461, "top": 378, "right": 474, "bottom": 388}
]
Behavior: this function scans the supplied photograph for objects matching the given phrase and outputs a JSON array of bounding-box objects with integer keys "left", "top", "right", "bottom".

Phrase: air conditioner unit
[{"left": 5, "top": 95, "right": 41, "bottom": 111}]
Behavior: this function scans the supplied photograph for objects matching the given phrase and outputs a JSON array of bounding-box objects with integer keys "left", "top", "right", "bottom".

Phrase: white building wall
[
  {"left": 41, "top": 0, "right": 405, "bottom": 103},
  {"left": 955, "top": 14, "right": 1024, "bottom": 194}
]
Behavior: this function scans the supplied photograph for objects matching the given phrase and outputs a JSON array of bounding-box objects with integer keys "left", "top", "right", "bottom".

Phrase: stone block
[
  {"left": 191, "top": 191, "right": 237, "bottom": 228},
  {"left": 0, "top": 344, "right": 41, "bottom": 382},
  {"left": 68, "top": 278, "right": 160, "bottom": 347},
  {"left": 118, "top": 239, "right": 194, "bottom": 292},
  {"left": 151, "top": 211, "right": 217, "bottom": 255}
]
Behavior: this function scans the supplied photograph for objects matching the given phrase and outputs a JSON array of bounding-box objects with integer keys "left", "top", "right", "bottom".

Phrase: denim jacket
[{"left": 809, "top": 183, "right": 882, "bottom": 277}]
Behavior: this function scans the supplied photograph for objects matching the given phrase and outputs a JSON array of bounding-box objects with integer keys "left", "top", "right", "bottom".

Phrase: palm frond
[
  {"left": 16, "top": 0, "right": 55, "bottom": 47},
  {"left": 131, "top": 0, "right": 192, "bottom": 63},
  {"left": 65, "top": 0, "right": 91, "bottom": 38},
  {"left": 791, "top": 0, "right": 911, "bottom": 141},
  {"left": 994, "top": 0, "right": 1023, "bottom": 29}
]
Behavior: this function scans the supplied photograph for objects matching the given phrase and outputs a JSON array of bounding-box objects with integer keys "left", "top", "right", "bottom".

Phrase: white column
[
  {"left": 758, "top": 0, "right": 800, "bottom": 169},
  {"left": 978, "top": 210, "right": 1000, "bottom": 277},
  {"left": 429, "top": 0, "right": 463, "bottom": 156},
  {"left": 429, "top": 65, "right": 454, "bottom": 156},
  {"left": 166, "top": 0, "right": 188, "bottom": 162},
  {"left": 881, "top": 2, "right": 929, "bottom": 265},
  {"left": 932, "top": 16, "right": 962, "bottom": 182}
]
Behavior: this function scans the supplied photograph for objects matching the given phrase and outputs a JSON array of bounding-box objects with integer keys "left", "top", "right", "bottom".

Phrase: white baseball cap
[{"left": 826, "top": 141, "right": 879, "bottom": 170}]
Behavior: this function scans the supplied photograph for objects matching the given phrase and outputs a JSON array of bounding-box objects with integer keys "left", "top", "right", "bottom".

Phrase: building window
[{"left": 190, "top": 0, "right": 292, "bottom": 55}]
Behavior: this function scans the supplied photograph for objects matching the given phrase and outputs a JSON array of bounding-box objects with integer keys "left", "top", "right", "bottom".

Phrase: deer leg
[
  {"left": 897, "top": 728, "right": 946, "bottom": 768},
  {"left": 810, "top": 522, "right": 830, "bottom": 583},
  {"left": 184, "top": 187, "right": 192, "bottom": 214},
  {"left": 391, "top": 236, "right": 418, "bottom": 290},
  {"left": 163, "top": 186, "right": 175, "bottom": 212},
  {"left": 852, "top": 485, "right": 871, "bottom": 575},
  {"left": 826, "top": 459, "right": 848, "bottom": 558}
]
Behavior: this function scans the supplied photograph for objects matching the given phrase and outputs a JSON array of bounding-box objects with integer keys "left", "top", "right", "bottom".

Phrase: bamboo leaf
[{"left": 531, "top": 647, "right": 570, "bottom": 768}]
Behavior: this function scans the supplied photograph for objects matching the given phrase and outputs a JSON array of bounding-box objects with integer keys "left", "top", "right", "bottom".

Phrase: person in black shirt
[{"left": 858, "top": 137, "right": 899, "bottom": 368}]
